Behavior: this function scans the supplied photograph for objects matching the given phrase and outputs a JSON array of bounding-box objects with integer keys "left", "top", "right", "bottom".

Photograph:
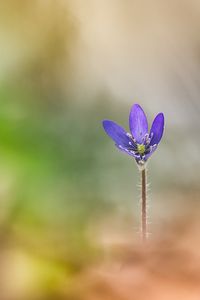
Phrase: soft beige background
[{"left": 0, "top": 1, "right": 199, "bottom": 299}]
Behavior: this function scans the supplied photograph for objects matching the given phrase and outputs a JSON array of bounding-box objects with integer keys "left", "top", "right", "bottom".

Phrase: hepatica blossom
[
  {"left": 102, "top": 103, "right": 164, "bottom": 241},
  {"left": 102, "top": 104, "right": 164, "bottom": 168}
]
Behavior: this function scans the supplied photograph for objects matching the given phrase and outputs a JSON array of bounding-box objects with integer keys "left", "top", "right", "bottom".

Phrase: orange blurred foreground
[{"left": 69, "top": 219, "right": 200, "bottom": 300}]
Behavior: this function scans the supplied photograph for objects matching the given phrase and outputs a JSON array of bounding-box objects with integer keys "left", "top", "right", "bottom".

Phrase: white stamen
[
  {"left": 150, "top": 144, "right": 157, "bottom": 152},
  {"left": 126, "top": 133, "right": 132, "bottom": 138}
]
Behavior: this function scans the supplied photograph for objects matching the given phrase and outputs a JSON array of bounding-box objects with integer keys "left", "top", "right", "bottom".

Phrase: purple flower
[{"left": 102, "top": 104, "right": 164, "bottom": 167}]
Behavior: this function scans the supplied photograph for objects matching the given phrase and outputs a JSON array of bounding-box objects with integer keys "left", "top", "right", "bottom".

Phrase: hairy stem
[{"left": 141, "top": 168, "right": 147, "bottom": 241}]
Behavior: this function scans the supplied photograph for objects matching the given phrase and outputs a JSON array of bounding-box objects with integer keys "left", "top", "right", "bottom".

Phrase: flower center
[{"left": 137, "top": 144, "right": 145, "bottom": 155}]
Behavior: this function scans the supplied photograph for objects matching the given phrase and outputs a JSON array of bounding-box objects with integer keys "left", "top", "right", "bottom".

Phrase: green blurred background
[{"left": 0, "top": 0, "right": 200, "bottom": 299}]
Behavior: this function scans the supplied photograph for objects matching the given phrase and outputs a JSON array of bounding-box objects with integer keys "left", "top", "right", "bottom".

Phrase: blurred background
[{"left": 0, "top": 0, "right": 200, "bottom": 299}]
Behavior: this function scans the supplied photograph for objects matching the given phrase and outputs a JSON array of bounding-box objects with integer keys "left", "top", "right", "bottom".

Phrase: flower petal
[
  {"left": 102, "top": 120, "right": 131, "bottom": 147},
  {"left": 129, "top": 104, "right": 148, "bottom": 143},
  {"left": 115, "top": 144, "right": 138, "bottom": 158},
  {"left": 150, "top": 113, "right": 164, "bottom": 146},
  {"left": 115, "top": 144, "right": 135, "bottom": 157}
]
